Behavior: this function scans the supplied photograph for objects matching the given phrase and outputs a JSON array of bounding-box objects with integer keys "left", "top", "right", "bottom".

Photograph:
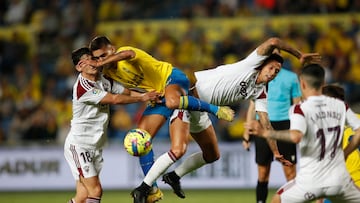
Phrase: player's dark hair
[
  {"left": 256, "top": 53, "right": 284, "bottom": 70},
  {"left": 300, "top": 63, "right": 325, "bottom": 90},
  {"left": 264, "top": 53, "right": 284, "bottom": 65},
  {"left": 322, "top": 84, "right": 345, "bottom": 101},
  {"left": 89, "top": 36, "right": 112, "bottom": 51},
  {"left": 71, "top": 47, "right": 91, "bottom": 65}
]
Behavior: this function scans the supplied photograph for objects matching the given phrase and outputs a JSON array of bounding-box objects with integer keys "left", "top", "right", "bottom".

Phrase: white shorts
[
  {"left": 189, "top": 111, "right": 212, "bottom": 133},
  {"left": 170, "top": 109, "right": 190, "bottom": 123},
  {"left": 64, "top": 140, "right": 103, "bottom": 180},
  {"left": 278, "top": 179, "right": 360, "bottom": 203}
]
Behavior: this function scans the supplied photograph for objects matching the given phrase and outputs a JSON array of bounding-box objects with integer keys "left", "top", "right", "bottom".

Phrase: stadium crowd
[{"left": 1, "top": 0, "right": 360, "bottom": 146}]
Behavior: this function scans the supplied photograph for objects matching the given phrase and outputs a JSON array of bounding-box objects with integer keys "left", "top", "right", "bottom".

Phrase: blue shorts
[{"left": 142, "top": 67, "right": 190, "bottom": 118}]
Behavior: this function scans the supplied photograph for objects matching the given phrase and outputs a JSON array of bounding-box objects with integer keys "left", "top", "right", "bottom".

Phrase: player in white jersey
[
  {"left": 64, "top": 47, "right": 159, "bottom": 203},
  {"left": 246, "top": 63, "right": 360, "bottom": 203},
  {"left": 161, "top": 37, "right": 321, "bottom": 198}
]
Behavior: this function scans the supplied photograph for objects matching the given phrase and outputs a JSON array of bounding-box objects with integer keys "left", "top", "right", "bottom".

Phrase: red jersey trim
[
  {"left": 293, "top": 104, "right": 304, "bottom": 116},
  {"left": 76, "top": 77, "right": 95, "bottom": 99}
]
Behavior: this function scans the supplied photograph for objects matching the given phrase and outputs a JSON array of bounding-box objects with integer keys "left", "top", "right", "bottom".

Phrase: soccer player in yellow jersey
[
  {"left": 82, "top": 36, "right": 234, "bottom": 203},
  {"left": 343, "top": 120, "right": 360, "bottom": 187}
]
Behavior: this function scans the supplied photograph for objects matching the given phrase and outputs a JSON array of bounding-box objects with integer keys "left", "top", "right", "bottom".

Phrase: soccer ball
[{"left": 123, "top": 128, "right": 152, "bottom": 156}]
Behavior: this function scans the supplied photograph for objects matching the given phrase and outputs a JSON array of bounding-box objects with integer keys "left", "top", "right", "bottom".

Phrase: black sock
[{"left": 256, "top": 181, "right": 268, "bottom": 203}]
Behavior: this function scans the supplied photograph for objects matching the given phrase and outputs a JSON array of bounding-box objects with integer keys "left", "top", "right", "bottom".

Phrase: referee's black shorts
[{"left": 254, "top": 120, "right": 297, "bottom": 166}]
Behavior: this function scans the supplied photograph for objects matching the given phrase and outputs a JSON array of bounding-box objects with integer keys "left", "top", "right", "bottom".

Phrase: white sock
[
  {"left": 174, "top": 152, "right": 206, "bottom": 177},
  {"left": 143, "top": 151, "right": 176, "bottom": 186}
]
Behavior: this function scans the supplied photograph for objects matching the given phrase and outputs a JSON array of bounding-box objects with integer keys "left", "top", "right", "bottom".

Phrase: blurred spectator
[
  {"left": 218, "top": 0, "right": 238, "bottom": 17},
  {"left": 0, "top": 78, "right": 17, "bottom": 143},
  {"left": 8, "top": 101, "right": 34, "bottom": 145},
  {"left": 36, "top": 2, "right": 60, "bottom": 39},
  {"left": 61, "top": 0, "right": 82, "bottom": 38},
  {"left": 22, "top": 103, "right": 58, "bottom": 142},
  {"left": 306, "top": 23, "right": 321, "bottom": 51},
  {"left": 154, "top": 28, "right": 177, "bottom": 62},
  {"left": 0, "top": 1, "right": 8, "bottom": 25},
  {"left": 0, "top": 31, "right": 29, "bottom": 75},
  {"left": 97, "top": 0, "right": 124, "bottom": 21},
  {"left": 4, "top": 0, "right": 29, "bottom": 25}
]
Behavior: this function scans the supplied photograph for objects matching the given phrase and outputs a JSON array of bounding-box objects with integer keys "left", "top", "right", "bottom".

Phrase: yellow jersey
[
  {"left": 343, "top": 114, "right": 360, "bottom": 187},
  {"left": 102, "top": 46, "right": 173, "bottom": 95}
]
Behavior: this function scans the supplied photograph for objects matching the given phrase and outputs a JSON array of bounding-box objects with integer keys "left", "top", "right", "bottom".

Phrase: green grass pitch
[{"left": 0, "top": 189, "right": 277, "bottom": 203}]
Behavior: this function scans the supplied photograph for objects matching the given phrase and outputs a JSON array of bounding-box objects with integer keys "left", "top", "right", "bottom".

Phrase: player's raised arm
[
  {"left": 79, "top": 49, "right": 135, "bottom": 68},
  {"left": 96, "top": 50, "right": 135, "bottom": 67},
  {"left": 256, "top": 37, "right": 321, "bottom": 65}
]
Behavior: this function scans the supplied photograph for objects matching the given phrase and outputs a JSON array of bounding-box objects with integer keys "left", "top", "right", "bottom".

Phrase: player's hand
[
  {"left": 300, "top": 53, "right": 322, "bottom": 65},
  {"left": 274, "top": 154, "right": 293, "bottom": 166},
  {"left": 141, "top": 91, "right": 161, "bottom": 102},
  {"left": 79, "top": 59, "right": 99, "bottom": 68},
  {"left": 242, "top": 139, "right": 251, "bottom": 151}
]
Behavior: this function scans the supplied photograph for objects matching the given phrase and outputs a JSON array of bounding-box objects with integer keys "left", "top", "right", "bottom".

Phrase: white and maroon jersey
[
  {"left": 66, "top": 74, "right": 125, "bottom": 149},
  {"left": 194, "top": 49, "right": 268, "bottom": 112},
  {"left": 290, "top": 95, "right": 360, "bottom": 187}
]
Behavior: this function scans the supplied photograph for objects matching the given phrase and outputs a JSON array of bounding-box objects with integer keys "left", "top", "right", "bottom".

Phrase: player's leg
[
  {"left": 137, "top": 112, "right": 168, "bottom": 203},
  {"left": 184, "top": 123, "right": 220, "bottom": 168},
  {"left": 137, "top": 114, "right": 167, "bottom": 178},
  {"left": 273, "top": 121, "right": 297, "bottom": 181},
  {"left": 277, "top": 141, "right": 297, "bottom": 181},
  {"left": 69, "top": 180, "right": 87, "bottom": 203},
  {"left": 162, "top": 111, "right": 218, "bottom": 198},
  {"left": 64, "top": 143, "right": 103, "bottom": 203},
  {"left": 271, "top": 194, "right": 281, "bottom": 203},
  {"left": 257, "top": 164, "right": 271, "bottom": 203},
  {"left": 80, "top": 175, "right": 102, "bottom": 202},
  {"left": 254, "top": 136, "right": 273, "bottom": 203},
  {"left": 164, "top": 68, "right": 234, "bottom": 121},
  {"left": 64, "top": 141, "right": 103, "bottom": 202},
  {"left": 65, "top": 145, "right": 88, "bottom": 203},
  {"left": 79, "top": 148, "right": 103, "bottom": 202},
  {"left": 279, "top": 143, "right": 296, "bottom": 181},
  {"left": 332, "top": 179, "right": 360, "bottom": 203},
  {"left": 132, "top": 111, "right": 190, "bottom": 203}
]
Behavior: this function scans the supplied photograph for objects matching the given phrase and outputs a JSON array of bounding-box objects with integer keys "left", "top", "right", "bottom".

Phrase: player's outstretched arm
[
  {"left": 79, "top": 50, "right": 135, "bottom": 68},
  {"left": 245, "top": 120, "right": 303, "bottom": 144},
  {"left": 100, "top": 90, "right": 159, "bottom": 105},
  {"left": 256, "top": 37, "right": 321, "bottom": 65}
]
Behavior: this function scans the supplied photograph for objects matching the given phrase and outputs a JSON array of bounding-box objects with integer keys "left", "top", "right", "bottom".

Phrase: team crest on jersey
[
  {"left": 83, "top": 165, "right": 90, "bottom": 173},
  {"left": 304, "top": 192, "right": 316, "bottom": 200},
  {"left": 92, "top": 88, "right": 100, "bottom": 94}
]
